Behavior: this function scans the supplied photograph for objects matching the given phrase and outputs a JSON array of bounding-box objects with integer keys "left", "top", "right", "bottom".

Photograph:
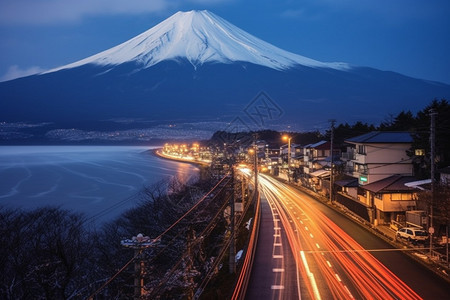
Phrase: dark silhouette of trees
[
  {"left": 404, "top": 99, "right": 450, "bottom": 178},
  {"left": 331, "top": 121, "right": 376, "bottom": 145},
  {"left": 0, "top": 173, "right": 222, "bottom": 299},
  {"left": 379, "top": 110, "right": 417, "bottom": 131},
  {"left": 0, "top": 207, "right": 95, "bottom": 299}
]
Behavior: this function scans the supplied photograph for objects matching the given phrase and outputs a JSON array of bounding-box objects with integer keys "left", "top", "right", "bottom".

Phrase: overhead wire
[{"left": 88, "top": 173, "right": 231, "bottom": 298}]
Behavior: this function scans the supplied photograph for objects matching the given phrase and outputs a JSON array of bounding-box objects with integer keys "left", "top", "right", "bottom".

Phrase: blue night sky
[{"left": 1, "top": 0, "right": 449, "bottom": 84}]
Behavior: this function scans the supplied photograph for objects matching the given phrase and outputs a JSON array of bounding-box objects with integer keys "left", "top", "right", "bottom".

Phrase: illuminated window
[
  {"left": 391, "top": 193, "right": 413, "bottom": 201},
  {"left": 415, "top": 149, "right": 425, "bottom": 156}
]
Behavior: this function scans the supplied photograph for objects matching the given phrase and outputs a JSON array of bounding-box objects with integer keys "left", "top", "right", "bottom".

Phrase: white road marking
[{"left": 271, "top": 285, "right": 285, "bottom": 290}]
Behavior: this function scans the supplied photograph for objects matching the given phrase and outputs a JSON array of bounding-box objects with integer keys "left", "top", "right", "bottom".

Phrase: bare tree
[{"left": 0, "top": 206, "right": 96, "bottom": 300}]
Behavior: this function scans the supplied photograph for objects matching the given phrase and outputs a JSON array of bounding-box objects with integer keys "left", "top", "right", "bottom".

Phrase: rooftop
[
  {"left": 345, "top": 131, "right": 413, "bottom": 144},
  {"left": 305, "top": 140, "right": 327, "bottom": 149},
  {"left": 360, "top": 175, "right": 418, "bottom": 193}
]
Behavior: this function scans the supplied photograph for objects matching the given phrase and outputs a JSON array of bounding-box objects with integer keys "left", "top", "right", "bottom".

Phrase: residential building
[
  {"left": 303, "top": 140, "right": 328, "bottom": 174},
  {"left": 301, "top": 141, "right": 341, "bottom": 194},
  {"left": 358, "top": 175, "right": 419, "bottom": 225},
  {"left": 280, "top": 143, "right": 302, "bottom": 161},
  {"left": 343, "top": 131, "right": 414, "bottom": 185}
]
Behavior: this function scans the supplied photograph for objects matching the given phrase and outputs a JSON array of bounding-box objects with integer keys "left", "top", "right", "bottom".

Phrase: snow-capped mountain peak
[{"left": 49, "top": 10, "right": 350, "bottom": 72}]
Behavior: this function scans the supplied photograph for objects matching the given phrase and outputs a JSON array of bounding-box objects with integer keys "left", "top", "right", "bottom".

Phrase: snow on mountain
[
  {"left": 48, "top": 10, "right": 350, "bottom": 73},
  {"left": 4, "top": 9, "right": 449, "bottom": 143}
]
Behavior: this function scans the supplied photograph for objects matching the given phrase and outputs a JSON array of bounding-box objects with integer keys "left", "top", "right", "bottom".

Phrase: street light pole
[
  {"left": 248, "top": 145, "right": 258, "bottom": 194},
  {"left": 254, "top": 143, "right": 258, "bottom": 193},
  {"left": 283, "top": 135, "right": 292, "bottom": 183},
  {"left": 288, "top": 138, "right": 291, "bottom": 183},
  {"left": 330, "top": 119, "right": 335, "bottom": 203}
]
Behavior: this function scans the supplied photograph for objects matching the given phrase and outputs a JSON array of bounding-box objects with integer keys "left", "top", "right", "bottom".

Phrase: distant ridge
[{"left": 0, "top": 10, "right": 449, "bottom": 143}]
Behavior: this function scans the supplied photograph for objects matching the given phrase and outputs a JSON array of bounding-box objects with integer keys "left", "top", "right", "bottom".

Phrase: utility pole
[
  {"left": 287, "top": 138, "right": 291, "bottom": 183},
  {"left": 429, "top": 109, "right": 437, "bottom": 257},
  {"left": 446, "top": 225, "right": 449, "bottom": 268},
  {"left": 282, "top": 135, "right": 292, "bottom": 183},
  {"left": 254, "top": 142, "right": 258, "bottom": 193},
  {"left": 241, "top": 173, "right": 246, "bottom": 210},
  {"left": 329, "top": 119, "right": 336, "bottom": 204},
  {"left": 121, "top": 234, "right": 154, "bottom": 299},
  {"left": 185, "top": 227, "right": 195, "bottom": 300},
  {"left": 229, "top": 165, "right": 236, "bottom": 274}
]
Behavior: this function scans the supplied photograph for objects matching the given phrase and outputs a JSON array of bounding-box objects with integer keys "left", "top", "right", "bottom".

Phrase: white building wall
[{"left": 352, "top": 143, "right": 413, "bottom": 184}]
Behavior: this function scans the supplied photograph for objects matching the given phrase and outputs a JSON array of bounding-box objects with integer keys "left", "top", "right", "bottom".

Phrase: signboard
[{"left": 359, "top": 176, "right": 368, "bottom": 184}]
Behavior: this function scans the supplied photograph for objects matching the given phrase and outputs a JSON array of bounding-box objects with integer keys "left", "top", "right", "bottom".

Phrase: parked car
[{"left": 396, "top": 227, "right": 428, "bottom": 243}]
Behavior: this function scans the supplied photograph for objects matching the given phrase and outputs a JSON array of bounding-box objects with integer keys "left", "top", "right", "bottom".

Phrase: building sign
[{"left": 359, "top": 176, "right": 368, "bottom": 184}]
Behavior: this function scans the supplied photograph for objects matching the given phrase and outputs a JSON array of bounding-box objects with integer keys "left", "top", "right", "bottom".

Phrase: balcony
[
  {"left": 353, "top": 153, "right": 367, "bottom": 164},
  {"left": 341, "top": 151, "right": 356, "bottom": 160}
]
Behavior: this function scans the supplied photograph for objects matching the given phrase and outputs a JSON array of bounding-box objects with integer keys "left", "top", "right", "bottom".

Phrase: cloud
[
  {"left": 0, "top": 0, "right": 172, "bottom": 25},
  {"left": 280, "top": 9, "right": 305, "bottom": 19},
  {"left": 0, "top": 65, "right": 46, "bottom": 82}
]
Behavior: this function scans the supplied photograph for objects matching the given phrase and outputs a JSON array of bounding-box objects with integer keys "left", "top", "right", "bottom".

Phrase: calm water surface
[{"left": 0, "top": 146, "right": 199, "bottom": 223}]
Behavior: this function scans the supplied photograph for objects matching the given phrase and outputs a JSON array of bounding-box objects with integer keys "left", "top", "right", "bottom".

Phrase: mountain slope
[
  {"left": 47, "top": 10, "right": 349, "bottom": 72},
  {"left": 1, "top": 10, "right": 449, "bottom": 142}
]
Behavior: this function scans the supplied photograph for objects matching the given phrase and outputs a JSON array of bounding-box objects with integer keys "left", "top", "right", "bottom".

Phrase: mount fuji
[
  {"left": 48, "top": 10, "right": 349, "bottom": 73},
  {"left": 1, "top": 10, "right": 449, "bottom": 142}
]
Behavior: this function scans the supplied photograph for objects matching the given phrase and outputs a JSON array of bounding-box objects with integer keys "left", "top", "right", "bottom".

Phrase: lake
[{"left": 0, "top": 146, "right": 200, "bottom": 224}]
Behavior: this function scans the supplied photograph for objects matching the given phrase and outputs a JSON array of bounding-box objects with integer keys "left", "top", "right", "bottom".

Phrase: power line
[{"left": 88, "top": 173, "right": 232, "bottom": 298}]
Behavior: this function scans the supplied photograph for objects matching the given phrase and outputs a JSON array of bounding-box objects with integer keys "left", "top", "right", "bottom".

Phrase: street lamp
[{"left": 282, "top": 135, "right": 292, "bottom": 182}]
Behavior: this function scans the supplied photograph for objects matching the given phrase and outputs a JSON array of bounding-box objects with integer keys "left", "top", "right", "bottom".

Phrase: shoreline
[{"left": 151, "top": 148, "right": 211, "bottom": 168}]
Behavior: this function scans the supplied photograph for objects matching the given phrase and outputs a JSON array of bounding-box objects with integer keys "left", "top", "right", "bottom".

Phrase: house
[
  {"left": 257, "top": 146, "right": 279, "bottom": 175},
  {"left": 343, "top": 131, "right": 414, "bottom": 185},
  {"left": 280, "top": 143, "right": 302, "bottom": 161},
  {"left": 303, "top": 141, "right": 328, "bottom": 174},
  {"left": 335, "top": 177, "right": 359, "bottom": 199},
  {"left": 301, "top": 141, "right": 341, "bottom": 193},
  {"left": 280, "top": 143, "right": 303, "bottom": 180},
  {"left": 358, "top": 175, "right": 419, "bottom": 225}
]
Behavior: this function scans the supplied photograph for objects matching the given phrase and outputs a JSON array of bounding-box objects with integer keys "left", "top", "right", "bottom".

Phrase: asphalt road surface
[{"left": 246, "top": 174, "right": 449, "bottom": 300}]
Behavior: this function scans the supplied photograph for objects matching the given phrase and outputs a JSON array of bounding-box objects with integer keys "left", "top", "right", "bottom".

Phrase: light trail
[{"left": 258, "top": 174, "right": 423, "bottom": 300}]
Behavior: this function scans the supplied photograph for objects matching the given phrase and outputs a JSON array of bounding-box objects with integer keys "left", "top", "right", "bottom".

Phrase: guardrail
[
  {"left": 389, "top": 220, "right": 403, "bottom": 231},
  {"left": 231, "top": 190, "right": 261, "bottom": 300}
]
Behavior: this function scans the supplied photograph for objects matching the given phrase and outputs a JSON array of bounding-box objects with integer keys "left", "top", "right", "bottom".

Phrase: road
[
  {"left": 247, "top": 173, "right": 449, "bottom": 300},
  {"left": 246, "top": 192, "right": 301, "bottom": 300}
]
